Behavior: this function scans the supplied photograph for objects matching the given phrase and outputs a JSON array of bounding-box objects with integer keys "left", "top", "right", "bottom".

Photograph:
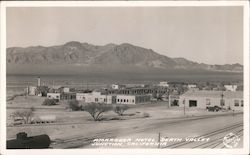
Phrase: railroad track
[
  {"left": 49, "top": 114, "right": 242, "bottom": 149},
  {"left": 50, "top": 129, "right": 118, "bottom": 148},
  {"left": 161, "top": 122, "right": 243, "bottom": 149}
]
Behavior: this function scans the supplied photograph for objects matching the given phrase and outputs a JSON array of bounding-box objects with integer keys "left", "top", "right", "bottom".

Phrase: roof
[{"left": 181, "top": 90, "right": 243, "bottom": 99}]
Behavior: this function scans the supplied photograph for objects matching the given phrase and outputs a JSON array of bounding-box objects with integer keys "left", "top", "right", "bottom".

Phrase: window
[
  {"left": 48, "top": 95, "right": 51, "bottom": 98},
  {"left": 56, "top": 96, "right": 59, "bottom": 99},
  {"left": 234, "top": 100, "right": 239, "bottom": 107},
  {"left": 124, "top": 99, "right": 126, "bottom": 102},
  {"left": 206, "top": 99, "right": 211, "bottom": 105},
  {"left": 104, "top": 98, "right": 107, "bottom": 102},
  {"left": 189, "top": 100, "right": 197, "bottom": 107},
  {"left": 241, "top": 100, "right": 243, "bottom": 107},
  {"left": 132, "top": 99, "right": 134, "bottom": 103},
  {"left": 117, "top": 99, "right": 119, "bottom": 102},
  {"left": 127, "top": 99, "right": 129, "bottom": 102},
  {"left": 95, "top": 98, "right": 98, "bottom": 102}
]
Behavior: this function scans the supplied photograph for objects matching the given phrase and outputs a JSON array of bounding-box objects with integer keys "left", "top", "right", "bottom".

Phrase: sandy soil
[{"left": 6, "top": 96, "right": 243, "bottom": 149}]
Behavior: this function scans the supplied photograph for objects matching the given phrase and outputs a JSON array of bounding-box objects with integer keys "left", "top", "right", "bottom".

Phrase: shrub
[
  {"left": 83, "top": 103, "right": 112, "bottom": 121},
  {"left": 12, "top": 110, "right": 33, "bottom": 124},
  {"left": 42, "top": 99, "right": 59, "bottom": 106},
  {"left": 113, "top": 105, "right": 129, "bottom": 116},
  {"left": 68, "top": 100, "right": 82, "bottom": 111}
]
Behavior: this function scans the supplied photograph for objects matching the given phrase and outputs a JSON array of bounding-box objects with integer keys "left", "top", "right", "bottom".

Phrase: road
[{"left": 51, "top": 113, "right": 243, "bottom": 149}]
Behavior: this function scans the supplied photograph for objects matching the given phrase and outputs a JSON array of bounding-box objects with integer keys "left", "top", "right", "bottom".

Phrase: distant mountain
[{"left": 6, "top": 41, "right": 243, "bottom": 75}]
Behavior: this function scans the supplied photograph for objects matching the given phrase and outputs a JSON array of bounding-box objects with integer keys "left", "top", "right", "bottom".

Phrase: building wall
[
  {"left": 84, "top": 92, "right": 108, "bottom": 103},
  {"left": 159, "top": 81, "right": 169, "bottom": 87},
  {"left": 63, "top": 88, "right": 70, "bottom": 93},
  {"left": 116, "top": 95, "right": 150, "bottom": 104},
  {"left": 179, "top": 96, "right": 243, "bottom": 111},
  {"left": 61, "top": 93, "right": 76, "bottom": 100},
  {"left": 47, "top": 93, "right": 60, "bottom": 100},
  {"left": 28, "top": 86, "right": 37, "bottom": 96},
  {"left": 107, "top": 95, "right": 117, "bottom": 104},
  {"left": 116, "top": 95, "right": 136, "bottom": 104},
  {"left": 76, "top": 93, "right": 86, "bottom": 101},
  {"left": 135, "top": 95, "right": 151, "bottom": 104},
  {"left": 188, "top": 84, "right": 197, "bottom": 89},
  {"left": 111, "top": 84, "right": 119, "bottom": 90}
]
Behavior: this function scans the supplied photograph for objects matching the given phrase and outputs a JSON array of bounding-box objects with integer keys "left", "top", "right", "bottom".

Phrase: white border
[{"left": 0, "top": 1, "right": 249, "bottom": 155}]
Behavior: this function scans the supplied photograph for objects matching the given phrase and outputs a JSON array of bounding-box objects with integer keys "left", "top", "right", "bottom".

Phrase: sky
[{"left": 6, "top": 7, "right": 243, "bottom": 65}]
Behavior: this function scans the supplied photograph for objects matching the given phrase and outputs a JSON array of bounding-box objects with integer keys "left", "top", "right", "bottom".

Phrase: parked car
[{"left": 206, "top": 106, "right": 222, "bottom": 112}]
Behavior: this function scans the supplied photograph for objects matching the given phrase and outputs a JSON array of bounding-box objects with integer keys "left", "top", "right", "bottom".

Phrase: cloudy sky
[{"left": 7, "top": 6, "right": 243, "bottom": 65}]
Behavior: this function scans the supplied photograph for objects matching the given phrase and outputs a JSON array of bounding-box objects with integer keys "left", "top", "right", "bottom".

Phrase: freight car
[{"left": 7, "top": 132, "right": 51, "bottom": 149}]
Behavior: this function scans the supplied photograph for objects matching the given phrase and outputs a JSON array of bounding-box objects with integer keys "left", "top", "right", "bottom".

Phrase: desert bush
[
  {"left": 42, "top": 99, "right": 59, "bottom": 106},
  {"left": 12, "top": 109, "right": 33, "bottom": 124},
  {"left": 113, "top": 105, "right": 129, "bottom": 116},
  {"left": 83, "top": 103, "right": 112, "bottom": 121},
  {"left": 68, "top": 100, "right": 82, "bottom": 111}
]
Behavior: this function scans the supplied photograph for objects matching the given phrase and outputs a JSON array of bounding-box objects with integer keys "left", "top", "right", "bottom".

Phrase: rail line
[
  {"left": 193, "top": 128, "right": 243, "bottom": 148},
  {"left": 51, "top": 129, "right": 118, "bottom": 148},
  {"left": 49, "top": 114, "right": 242, "bottom": 148},
  {"left": 162, "top": 122, "right": 243, "bottom": 149}
]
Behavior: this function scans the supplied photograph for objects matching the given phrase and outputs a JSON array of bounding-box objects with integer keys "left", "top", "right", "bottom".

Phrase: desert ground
[{"left": 6, "top": 95, "right": 243, "bottom": 149}]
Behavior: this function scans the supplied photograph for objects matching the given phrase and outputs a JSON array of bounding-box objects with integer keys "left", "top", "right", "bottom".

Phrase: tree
[
  {"left": 68, "top": 100, "right": 82, "bottom": 111},
  {"left": 36, "top": 86, "right": 49, "bottom": 96},
  {"left": 42, "top": 99, "right": 59, "bottom": 106},
  {"left": 83, "top": 103, "right": 112, "bottom": 121},
  {"left": 12, "top": 109, "right": 33, "bottom": 124},
  {"left": 113, "top": 105, "right": 129, "bottom": 116}
]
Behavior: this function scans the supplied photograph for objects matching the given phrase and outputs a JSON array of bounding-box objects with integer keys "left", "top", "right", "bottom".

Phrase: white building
[
  {"left": 27, "top": 86, "right": 37, "bottom": 96},
  {"left": 111, "top": 84, "right": 119, "bottom": 90},
  {"left": 83, "top": 91, "right": 108, "bottom": 103},
  {"left": 224, "top": 85, "right": 238, "bottom": 92},
  {"left": 63, "top": 87, "right": 70, "bottom": 93},
  {"left": 158, "top": 81, "right": 169, "bottom": 87},
  {"left": 76, "top": 93, "right": 87, "bottom": 101},
  {"left": 178, "top": 90, "right": 243, "bottom": 111},
  {"left": 111, "top": 84, "right": 126, "bottom": 90},
  {"left": 47, "top": 93, "right": 61, "bottom": 100},
  {"left": 188, "top": 84, "right": 197, "bottom": 89}
]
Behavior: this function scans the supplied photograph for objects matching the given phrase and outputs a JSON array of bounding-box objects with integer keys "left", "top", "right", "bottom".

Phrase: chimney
[{"left": 37, "top": 77, "right": 41, "bottom": 87}]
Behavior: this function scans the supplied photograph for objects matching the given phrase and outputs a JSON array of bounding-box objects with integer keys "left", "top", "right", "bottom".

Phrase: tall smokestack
[{"left": 37, "top": 77, "right": 41, "bottom": 86}]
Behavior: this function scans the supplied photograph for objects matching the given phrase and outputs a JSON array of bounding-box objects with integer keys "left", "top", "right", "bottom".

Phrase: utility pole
[
  {"left": 183, "top": 99, "right": 186, "bottom": 116},
  {"left": 168, "top": 94, "right": 171, "bottom": 108},
  {"left": 158, "top": 132, "right": 161, "bottom": 149},
  {"left": 221, "top": 92, "right": 224, "bottom": 109}
]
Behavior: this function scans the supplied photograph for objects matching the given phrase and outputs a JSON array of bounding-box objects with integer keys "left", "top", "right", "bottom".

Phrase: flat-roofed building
[
  {"left": 158, "top": 81, "right": 169, "bottom": 87},
  {"left": 84, "top": 91, "right": 108, "bottom": 103},
  {"left": 60, "top": 92, "right": 76, "bottom": 100},
  {"left": 224, "top": 85, "right": 238, "bottom": 92},
  {"left": 47, "top": 93, "right": 61, "bottom": 100},
  {"left": 179, "top": 90, "right": 243, "bottom": 111},
  {"left": 116, "top": 95, "right": 150, "bottom": 104}
]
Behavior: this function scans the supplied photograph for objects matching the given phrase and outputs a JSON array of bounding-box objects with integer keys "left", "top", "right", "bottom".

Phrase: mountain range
[{"left": 6, "top": 41, "right": 243, "bottom": 75}]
